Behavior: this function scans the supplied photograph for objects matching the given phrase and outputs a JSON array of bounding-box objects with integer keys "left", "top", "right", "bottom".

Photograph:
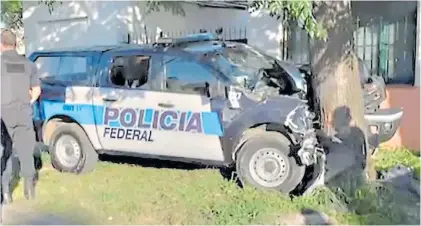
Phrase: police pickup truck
[{"left": 29, "top": 33, "right": 401, "bottom": 194}]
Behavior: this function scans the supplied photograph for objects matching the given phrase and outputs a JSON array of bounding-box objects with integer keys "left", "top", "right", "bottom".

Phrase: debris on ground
[
  {"left": 378, "top": 164, "right": 420, "bottom": 197},
  {"left": 276, "top": 209, "right": 332, "bottom": 225}
]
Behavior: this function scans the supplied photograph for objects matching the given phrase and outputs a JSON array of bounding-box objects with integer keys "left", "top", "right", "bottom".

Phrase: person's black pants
[
  {"left": 1, "top": 118, "right": 13, "bottom": 203},
  {"left": 1, "top": 107, "right": 36, "bottom": 194}
]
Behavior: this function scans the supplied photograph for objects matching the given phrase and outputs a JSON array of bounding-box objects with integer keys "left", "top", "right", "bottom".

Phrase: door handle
[
  {"left": 158, "top": 103, "right": 174, "bottom": 108},
  {"left": 102, "top": 96, "right": 118, "bottom": 102}
]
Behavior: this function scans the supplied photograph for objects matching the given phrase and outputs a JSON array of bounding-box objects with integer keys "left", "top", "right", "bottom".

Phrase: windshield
[
  {"left": 209, "top": 43, "right": 278, "bottom": 87},
  {"left": 224, "top": 44, "right": 274, "bottom": 70}
]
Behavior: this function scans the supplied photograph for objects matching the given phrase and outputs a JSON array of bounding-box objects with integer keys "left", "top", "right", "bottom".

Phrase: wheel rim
[
  {"left": 249, "top": 148, "right": 290, "bottom": 188},
  {"left": 55, "top": 135, "right": 81, "bottom": 169}
]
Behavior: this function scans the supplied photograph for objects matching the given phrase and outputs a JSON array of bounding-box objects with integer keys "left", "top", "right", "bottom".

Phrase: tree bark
[{"left": 310, "top": 1, "right": 377, "bottom": 180}]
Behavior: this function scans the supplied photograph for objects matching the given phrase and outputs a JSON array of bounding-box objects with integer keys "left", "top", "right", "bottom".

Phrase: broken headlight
[
  {"left": 284, "top": 104, "right": 315, "bottom": 135},
  {"left": 285, "top": 105, "right": 323, "bottom": 166}
]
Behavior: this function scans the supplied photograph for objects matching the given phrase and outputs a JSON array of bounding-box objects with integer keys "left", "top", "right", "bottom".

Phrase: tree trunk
[{"left": 310, "top": 1, "right": 377, "bottom": 180}]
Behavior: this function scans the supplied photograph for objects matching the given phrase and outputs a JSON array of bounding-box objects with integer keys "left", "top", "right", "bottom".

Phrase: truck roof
[
  {"left": 29, "top": 44, "right": 155, "bottom": 55},
  {"left": 29, "top": 33, "right": 236, "bottom": 57}
]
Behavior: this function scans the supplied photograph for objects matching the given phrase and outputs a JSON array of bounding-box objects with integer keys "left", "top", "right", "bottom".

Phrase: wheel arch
[
  {"left": 231, "top": 122, "right": 297, "bottom": 163},
  {"left": 42, "top": 114, "right": 103, "bottom": 150},
  {"left": 42, "top": 114, "right": 83, "bottom": 146},
  {"left": 221, "top": 96, "right": 306, "bottom": 164}
]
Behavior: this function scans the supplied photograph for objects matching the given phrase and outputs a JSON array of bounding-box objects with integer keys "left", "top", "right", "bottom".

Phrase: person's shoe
[
  {"left": 2, "top": 193, "right": 13, "bottom": 204},
  {"left": 23, "top": 178, "right": 36, "bottom": 200}
]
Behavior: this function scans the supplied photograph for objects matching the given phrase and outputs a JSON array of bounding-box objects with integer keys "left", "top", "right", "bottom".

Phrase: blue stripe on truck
[{"left": 38, "top": 100, "right": 223, "bottom": 136}]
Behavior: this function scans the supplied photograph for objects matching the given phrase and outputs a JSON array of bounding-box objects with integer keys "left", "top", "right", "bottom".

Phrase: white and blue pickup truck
[{"left": 29, "top": 33, "right": 402, "bottom": 194}]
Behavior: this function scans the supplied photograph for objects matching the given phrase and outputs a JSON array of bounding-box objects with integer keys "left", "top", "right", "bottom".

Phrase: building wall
[
  {"left": 131, "top": 2, "right": 285, "bottom": 59},
  {"left": 22, "top": 1, "right": 285, "bottom": 59},
  {"left": 381, "top": 86, "right": 420, "bottom": 151},
  {"left": 126, "top": 2, "right": 248, "bottom": 43},
  {"left": 246, "top": 9, "right": 286, "bottom": 60},
  {"left": 22, "top": 1, "right": 134, "bottom": 56}
]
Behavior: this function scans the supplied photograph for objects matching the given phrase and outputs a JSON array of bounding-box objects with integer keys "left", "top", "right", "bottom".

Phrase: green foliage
[
  {"left": 250, "top": 0, "right": 327, "bottom": 40},
  {"left": 1, "top": 0, "right": 22, "bottom": 29},
  {"left": 374, "top": 147, "right": 420, "bottom": 179},
  {"left": 0, "top": 0, "right": 60, "bottom": 29}
]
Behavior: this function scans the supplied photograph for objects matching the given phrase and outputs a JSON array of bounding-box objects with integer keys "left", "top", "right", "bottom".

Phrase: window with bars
[
  {"left": 354, "top": 13, "right": 417, "bottom": 85},
  {"left": 283, "top": 9, "right": 417, "bottom": 85}
]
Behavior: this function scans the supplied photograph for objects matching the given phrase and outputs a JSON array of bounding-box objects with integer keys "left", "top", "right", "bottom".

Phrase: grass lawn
[{"left": 8, "top": 148, "right": 420, "bottom": 225}]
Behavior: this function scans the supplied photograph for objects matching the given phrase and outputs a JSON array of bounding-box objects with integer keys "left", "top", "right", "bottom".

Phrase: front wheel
[
  {"left": 236, "top": 132, "right": 305, "bottom": 193},
  {"left": 49, "top": 122, "right": 98, "bottom": 174}
]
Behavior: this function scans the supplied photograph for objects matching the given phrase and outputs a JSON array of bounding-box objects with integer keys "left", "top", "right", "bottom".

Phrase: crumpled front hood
[{"left": 276, "top": 61, "right": 308, "bottom": 93}]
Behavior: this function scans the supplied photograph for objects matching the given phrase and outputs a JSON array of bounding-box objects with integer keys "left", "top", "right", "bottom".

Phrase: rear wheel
[
  {"left": 236, "top": 132, "right": 305, "bottom": 193},
  {"left": 49, "top": 123, "right": 98, "bottom": 174}
]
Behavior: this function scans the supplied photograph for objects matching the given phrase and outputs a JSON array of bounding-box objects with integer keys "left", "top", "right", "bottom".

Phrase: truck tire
[
  {"left": 236, "top": 131, "right": 306, "bottom": 193},
  {"left": 49, "top": 122, "right": 98, "bottom": 174}
]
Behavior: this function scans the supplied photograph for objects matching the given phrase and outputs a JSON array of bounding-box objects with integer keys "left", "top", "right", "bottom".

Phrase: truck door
[
  {"left": 152, "top": 55, "right": 225, "bottom": 162},
  {"left": 92, "top": 51, "right": 163, "bottom": 154}
]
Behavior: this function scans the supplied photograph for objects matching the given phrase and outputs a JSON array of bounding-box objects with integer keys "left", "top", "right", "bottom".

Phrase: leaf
[
  {"left": 249, "top": 0, "right": 326, "bottom": 40},
  {"left": 1, "top": 0, "right": 61, "bottom": 30}
]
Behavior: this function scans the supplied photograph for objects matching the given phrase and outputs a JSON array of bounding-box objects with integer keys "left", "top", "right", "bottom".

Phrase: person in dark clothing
[
  {"left": 1, "top": 118, "right": 13, "bottom": 204},
  {"left": 1, "top": 29, "right": 41, "bottom": 203}
]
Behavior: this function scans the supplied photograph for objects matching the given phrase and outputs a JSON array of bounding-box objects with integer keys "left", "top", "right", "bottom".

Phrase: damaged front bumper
[
  {"left": 296, "top": 130, "right": 324, "bottom": 166},
  {"left": 297, "top": 134, "right": 327, "bottom": 194},
  {"left": 284, "top": 104, "right": 327, "bottom": 193},
  {"left": 284, "top": 104, "right": 325, "bottom": 167},
  {"left": 296, "top": 130, "right": 327, "bottom": 194}
]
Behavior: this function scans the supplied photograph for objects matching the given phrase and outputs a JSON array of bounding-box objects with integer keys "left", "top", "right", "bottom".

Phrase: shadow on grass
[
  {"left": 301, "top": 208, "right": 331, "bottom": 225},
  {"left": 98, "top": 154, "right": 211, "bottom": 171},
  {"left": 2, "top": 205, "right": 92, "bottom": 225},
  {"left": 98, "top": 154, "right": 244, "bottom": 188}
]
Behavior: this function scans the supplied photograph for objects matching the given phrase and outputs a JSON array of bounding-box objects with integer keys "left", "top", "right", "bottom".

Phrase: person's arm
[{"left": 29, "top": 62, "right": 41, "bottom": 104}]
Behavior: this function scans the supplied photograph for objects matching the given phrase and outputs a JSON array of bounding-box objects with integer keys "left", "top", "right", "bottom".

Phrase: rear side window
[
  {"left": 35, "top": 55, "right": 90, "bottom": 85},
  {"left": 35, "top": 57, "right": 60, "bottom": 78}
]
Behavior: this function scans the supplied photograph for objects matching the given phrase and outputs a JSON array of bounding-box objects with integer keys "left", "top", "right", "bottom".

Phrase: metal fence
[
  {"left": 131, "top": 26, "right": 248, "bottom": 44},
  {"left": 162, "top": 26, "right": 247, "bottom": 43}
]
